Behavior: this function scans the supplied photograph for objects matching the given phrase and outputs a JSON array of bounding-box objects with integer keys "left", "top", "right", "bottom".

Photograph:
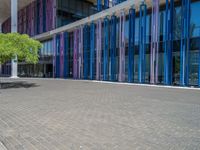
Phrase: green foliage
[{"left": 0, "top": 33, "right": 42, "bottom": 64}]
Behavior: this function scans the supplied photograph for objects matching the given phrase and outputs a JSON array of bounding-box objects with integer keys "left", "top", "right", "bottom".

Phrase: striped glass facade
[{"left": 1, "top": 0, "right": 200, "bottom": 87}]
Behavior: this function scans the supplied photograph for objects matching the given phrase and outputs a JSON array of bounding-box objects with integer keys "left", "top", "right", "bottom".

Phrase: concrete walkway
[
  {"left": 0, "top": 142, "right": 7, "bottom": 150},
  {"left": 0, "top": 78, "right": 200, "bottom": 150}
]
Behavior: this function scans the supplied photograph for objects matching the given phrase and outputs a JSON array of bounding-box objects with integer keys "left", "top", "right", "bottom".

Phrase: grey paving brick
[{"left": 0, "top": 78, "right": 200, "bottom": 150}]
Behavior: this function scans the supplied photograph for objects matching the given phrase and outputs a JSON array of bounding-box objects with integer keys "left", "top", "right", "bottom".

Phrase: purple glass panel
[
  {"left": 73, "top": 30, "right": 78, "bottom": 79},
  {"left": 119, "top": 11, "right": 126, "bottom": 82},
  {"left": 39, "top": 0, "right": 43, "bottom": 34},
  {"left": 60, "top": 32, "right": 64, "bottom": 78},
  {"left": 53, "top": 35, "right": 56, "bottom": 78},
  {"left": 150, "top": 0, "right": 160, "bottom": 84},
  {"left": 78, "top": 27, "right": 83, "bottom": 79},
  {"left": 96, "top": 19, "right": 102, "bottom": 80}
]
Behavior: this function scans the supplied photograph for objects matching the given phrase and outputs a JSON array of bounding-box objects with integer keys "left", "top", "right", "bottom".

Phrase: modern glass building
[{"left": 1, "top": 0, "right": 200, "bottom": 87}]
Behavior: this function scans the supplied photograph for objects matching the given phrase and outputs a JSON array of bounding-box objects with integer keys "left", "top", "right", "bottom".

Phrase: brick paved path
[{"left": 0, "top": 79, "right": 200, "bottom": 150}]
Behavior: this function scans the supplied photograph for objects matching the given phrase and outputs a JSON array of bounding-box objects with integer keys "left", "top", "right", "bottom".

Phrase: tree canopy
[{"left": 0, "top": 33, "right": 42, "bottom": 64}]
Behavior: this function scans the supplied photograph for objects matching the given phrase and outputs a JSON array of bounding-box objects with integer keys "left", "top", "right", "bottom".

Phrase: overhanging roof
[
  {"left": 0, "top": 0, "right": 35, "bottom": 24},
  {"left": 34, "top": 0, "right": 169, "bottom": 41}
]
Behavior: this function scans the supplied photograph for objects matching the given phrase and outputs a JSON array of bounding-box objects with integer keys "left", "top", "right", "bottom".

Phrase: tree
[{"left": 0, "top": 33, "right": 42, "bottom": 64}]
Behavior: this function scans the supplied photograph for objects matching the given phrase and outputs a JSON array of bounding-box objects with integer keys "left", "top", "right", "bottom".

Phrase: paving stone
[
  {"left": 0, "top": 142, "right": 7, "bottom": 150},
  {"left": 0, "top": 78, "right": 200, "bottom": 150}
]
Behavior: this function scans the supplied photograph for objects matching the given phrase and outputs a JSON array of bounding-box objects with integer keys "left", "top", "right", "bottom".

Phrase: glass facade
[
  {"left": 1, "top": 0, "right": 200, "bottom": 87},
  {"left": 56, "top": 0, "right": 97, "bottom": 28},
  {"left": 52, "top": 0, "right": 200, "bottom": 87},
  {"left": 189, "top": 1, "right": 200, "bottom": 85}
]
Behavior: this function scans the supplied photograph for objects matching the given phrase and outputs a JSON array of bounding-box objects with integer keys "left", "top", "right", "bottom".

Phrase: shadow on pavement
[{"left": 0, "top": 81, "right": 39, "bottom": 89}]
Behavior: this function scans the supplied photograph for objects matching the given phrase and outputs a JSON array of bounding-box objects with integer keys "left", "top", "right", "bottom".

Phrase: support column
[
  {"left": 164, "top": 0, "right": 174, "bottom": 85},
  {"left": 11, "top": 0, "right": 18, "bottom": 78},
  {"left": 60, "top": 32, "right": 64, "bottom": 78},
  {"left": 96, "top": 20, "right": 102, "bottom": 80},
  {"left": 119, "top": 11, "right": 126, "bottom": 82},
  {"left": 42, "top": 0, "right": 46, "bottom": 32},
  {"left": 70, "top": 33, "right": 73, "bottom": 78},
  {"left": 73, "top": 29, "right": 78, "bottom": 79},
  {"left": 78, "top": 26, "right": 83, "bottom": 79},
  {"left": 64, "top": 32, "right": 69, "bottom": 78},
  {"left": 103, "top": 17, "right": 109, "bottom": 81},
  {"left": 138, "top": 2, "right": 147, "bottom": 83},
  {"left": 104, "top": 0, "right": 109, "bottom": 9},
  {"left": 150, "top": 0, "right": 160, "bottom": 84},
  {"left": 110, "top": 15, "right": 117, "bottom": 81},
  {"left": 180, "top": 0, "right": 190, "bottom": 86},
  {"left": 52, "top": 0, "right": 56, "bottom": 30},
  {"left": 0, "top": 24, "right": 1, "bottom": 76},
  {"left": 199, "top": 34, "right": 200, "bottom": 87},
  {"left": 97, "top": 0, "right": 102, "bottom": 11},
  {"left": 53, "top": 35, "right": 56, "bottom": 78},
  {"left": 83, "top": 25, "right": 90, "bottom": 79},
  {"left": 112, "top": 0, "right": 120, "bottom": 6},
  {"left": 128, "top": 7, "right": 135, "bottom": 83},
  {"left": 55, "top": 34, "right": 61, "bottom": 78},
  {"left": 39, "top": 0, "right": 43, "bottom": 33},
  {"left": 90, "top": 22, "right": 95, "bottom": 80},
  {"left": 198, "top": 36, "right": 200, "bottom": 87}
]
